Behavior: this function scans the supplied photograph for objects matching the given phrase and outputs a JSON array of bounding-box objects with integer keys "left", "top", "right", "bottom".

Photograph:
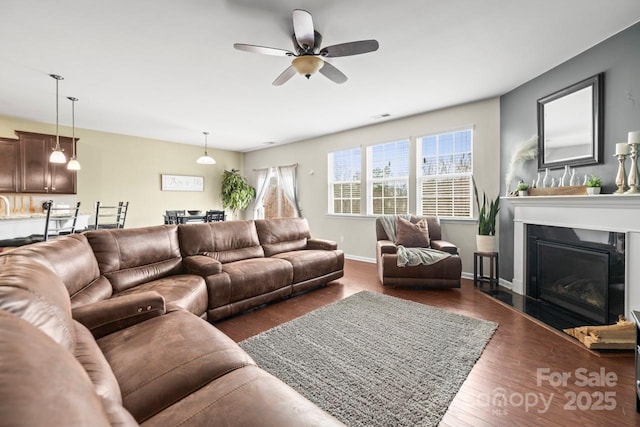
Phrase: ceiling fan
[{"left": 234, "top": 9, "right": 379, "bottom": 86}]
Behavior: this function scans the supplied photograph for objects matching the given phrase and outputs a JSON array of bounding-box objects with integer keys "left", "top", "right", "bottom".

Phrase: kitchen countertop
[{"left": 0, "top": 213, "right": 92, "bottom": 220}]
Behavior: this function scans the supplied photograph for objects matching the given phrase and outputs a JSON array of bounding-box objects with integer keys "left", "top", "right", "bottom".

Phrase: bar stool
[{"left": 473, "top": 251, "right": 499, "bottom": 288}]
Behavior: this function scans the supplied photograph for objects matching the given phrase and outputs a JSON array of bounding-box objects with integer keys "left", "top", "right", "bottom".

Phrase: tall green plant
[
  {"left": 472, "top": 178, "right": 500, "bottom": 236},
  {"left": 221, "top": 169, "right": 256, "bottom": 213}
]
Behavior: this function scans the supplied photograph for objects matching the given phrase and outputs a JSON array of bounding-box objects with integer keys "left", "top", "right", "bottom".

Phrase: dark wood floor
[{"left": 215, "top": 260, "right": 638, "bottom": 427}]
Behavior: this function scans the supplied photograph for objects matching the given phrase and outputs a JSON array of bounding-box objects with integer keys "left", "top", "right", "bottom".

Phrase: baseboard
[
  {"left": 499, "top": 278, "right": 513, "bottom": 290},
  {"left": 345, "top": 254, "right": 376, "bottom": 264},
  {"left": 461, "top": 272, "right": 513, "bottom": 290}
]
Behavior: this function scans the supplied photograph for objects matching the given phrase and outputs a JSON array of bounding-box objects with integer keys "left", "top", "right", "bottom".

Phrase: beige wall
[
  {"left": 243, "top": 98, "right": 501, "bottom": 274},
  {"left": 0, "top": 115, "right": 243, "bottom": 228}
]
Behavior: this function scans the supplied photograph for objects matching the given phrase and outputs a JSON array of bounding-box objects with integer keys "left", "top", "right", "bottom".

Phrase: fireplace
[
  {"left": 526, "top": 224, "right": 625, "bottom": 326},
  {"left": 508, "top": 195, "right": 640, "bottom": 322}
]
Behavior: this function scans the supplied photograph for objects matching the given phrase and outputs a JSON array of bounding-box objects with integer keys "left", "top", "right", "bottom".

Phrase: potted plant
[
  {"left": 586, "top": 175, "right": 602, "bottom": 195},
  {"left": 221, "top": 169, "right": 256, "bottom": 218},
  {"left": 473, "top": 178, "right": 500, "bottom": 253},
  {"left": 516, "top": 182, "right": 530, "bottom": 197}
]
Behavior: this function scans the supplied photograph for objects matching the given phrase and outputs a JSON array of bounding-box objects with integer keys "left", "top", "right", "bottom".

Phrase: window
[
  {"left": 328, "top": 148, "right": 361, "bottom": 214},
  {"left": 255, "top": 167, "right": 296, "bottom": 219},
  {"left": 367, "top": 140, "right": 409, "bottom": 215},
  {"left": 418, "top": 129, "right": 473, "bottom": 218}
]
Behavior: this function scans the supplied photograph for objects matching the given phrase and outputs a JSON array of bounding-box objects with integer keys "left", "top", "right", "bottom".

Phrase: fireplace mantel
[{"left": 505, "top": 194, "right": 640, "bottom": 318}]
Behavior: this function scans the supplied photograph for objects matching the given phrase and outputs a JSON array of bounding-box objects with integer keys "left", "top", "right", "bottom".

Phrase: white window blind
[
  {"left": 367, "top": 140, "right": 409, "bottom": 215},
  {"left": 328, "top": 148, "right": 361, "bottom": 214},
  {"left": 418, "top": 130, "right": 473, "bottom": 218}
]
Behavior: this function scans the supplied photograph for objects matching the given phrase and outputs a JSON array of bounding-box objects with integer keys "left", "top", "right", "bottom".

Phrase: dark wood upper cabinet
[
  {"left": 0, "top": 138, "right": 20, "bottom": 192},
  {"left": 13, "top": 131, "right": 77, "bottom": 194}
]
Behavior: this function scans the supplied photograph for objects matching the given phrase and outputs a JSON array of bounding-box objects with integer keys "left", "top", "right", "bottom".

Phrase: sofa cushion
[
  {"left": 114, "top": 274, "right": 208, "bottom": 316},
  {"left": 142, "top": 365, "right": 344, "bottom": 427},
  {"left": 98, "top": 309, "right": 254, "bottom": 423},
  {"left": 396, "top": 217, "right": 430, "bottom": 247},
  {"left": 73, "top": 320, "right": 123, "bottom": 404},
  {"left": 86, "top": 225, "right": 183, "bottom": 293},
  {"left": 204, "top": 258, "right": 293, "bottom": 308},
  {"left": 273, "top": 250, "right": 342, "bottom": 284},
  {"left": 178, "top": 221, "right": 264, "bottom": 263},
  {"left": 0, "top": 255, "right": 76, "bottom": 351},
  {"left": 0, "top": 310, "right": 137, "bottom": 427},
  {"left": 255, "top": 217, "right": 311, "bottom": 257},
  {"left": 9, "top": 233, "right": 112, "bottom": 307}
]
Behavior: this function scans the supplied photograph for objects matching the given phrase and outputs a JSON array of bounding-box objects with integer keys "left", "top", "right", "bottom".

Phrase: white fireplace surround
[{"left": 507, "top": 194, "right": 640, "bottom": 318}]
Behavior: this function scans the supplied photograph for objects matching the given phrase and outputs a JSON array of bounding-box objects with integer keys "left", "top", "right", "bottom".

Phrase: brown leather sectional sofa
[{"left": 0, "top": 217, "right": 345, "bottom": 426}]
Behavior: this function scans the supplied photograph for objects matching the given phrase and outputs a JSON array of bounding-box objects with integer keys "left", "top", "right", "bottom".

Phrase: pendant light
[
  {"left": 196, "top": 131, "right": 216, "bottom": 165},
  {"left": 66, "top": 96, "right": 81, "bottom": 170},
  {"left": 49, "top": 74, "right": 67, "bottom": 164}
]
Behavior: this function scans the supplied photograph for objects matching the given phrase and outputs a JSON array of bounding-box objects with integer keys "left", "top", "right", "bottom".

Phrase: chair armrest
[
  {"left": 377, "top": 239, "right": 398, "bottom": 255},
  {"left": 307, "top": 238, "right": 338, "bottom": 250},
  {"left": 182, "top": 255, "right": 222, "bottom": 276},
  {"left": 72, "top": 291, "right": 166, "bottom": 339},
  {"left": 431, "top": 240, "right": 459, "bottom": 255}
]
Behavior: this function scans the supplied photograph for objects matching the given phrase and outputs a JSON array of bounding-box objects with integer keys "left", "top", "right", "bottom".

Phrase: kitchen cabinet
[
  {"left": 15, "top": 131, "right": 77, "bottom": 194},
  {"left": 0, "top": 138, "right": 19, "bottom": 192}
]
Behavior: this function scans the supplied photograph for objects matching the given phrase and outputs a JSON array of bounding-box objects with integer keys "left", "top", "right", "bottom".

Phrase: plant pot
[
  {"left": 518, "top": 190, "right": 528, "bottom": 197},
  {"left": 476, "top": 234, "right": 496, "bottom": 253},
  {"left": 586, "top": 187, "right": 601, "bottom": 195}
]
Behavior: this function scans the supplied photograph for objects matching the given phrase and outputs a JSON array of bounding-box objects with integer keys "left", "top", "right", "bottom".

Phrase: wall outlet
[{"left": 340, "top": 235, "right": 345, "bottom": 242}]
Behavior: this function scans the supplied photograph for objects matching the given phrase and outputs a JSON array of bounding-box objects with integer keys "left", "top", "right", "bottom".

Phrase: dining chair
[
  {"left": 93, "top": 201, "right": 129, "bottom": 229},
  {"left": 205, "top": 210, "right": 226, "bottom": 222}
]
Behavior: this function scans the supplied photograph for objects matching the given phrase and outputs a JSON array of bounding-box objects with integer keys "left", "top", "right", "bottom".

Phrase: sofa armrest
[
  {"left": 72, "top": 291, "right": 166, "bottom": 339},
  {"left": 182, "top": 255, "right": 222, "bottom": 276},
  {"left": 377, "top": 239, "right": 398, "bottom": 255},
  {"left": 307, "top": 238, "right": 338, "bottom": 251},
  {"left": 431, "top": 240, "right": 459, "bottom": 255}
]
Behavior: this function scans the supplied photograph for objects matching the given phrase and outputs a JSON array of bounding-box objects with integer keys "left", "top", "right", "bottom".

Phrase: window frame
[{"left": 416, "top": 128, "right": 474, "bottom": 219}]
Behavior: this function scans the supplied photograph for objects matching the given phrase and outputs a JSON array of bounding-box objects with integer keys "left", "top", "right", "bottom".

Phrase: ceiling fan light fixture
[
  {"left": 292, "top": 55, "right": 324, "bottom": 78},
  {"left": 197, "top": 131, "right": 216, "bottom": 165}
]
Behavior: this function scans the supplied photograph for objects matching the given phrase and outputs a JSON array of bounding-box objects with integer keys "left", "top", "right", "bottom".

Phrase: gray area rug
[{"left": 239, "top": 291, "right": 498, "bottom": 426}]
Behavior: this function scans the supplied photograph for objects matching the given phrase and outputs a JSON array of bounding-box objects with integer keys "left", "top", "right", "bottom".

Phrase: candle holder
[
  {"left": 626, "top": 142, "right": 640, "bottom": 194},
  {"left": 614, "top": 153, "right": 628, "bottom": 194}
]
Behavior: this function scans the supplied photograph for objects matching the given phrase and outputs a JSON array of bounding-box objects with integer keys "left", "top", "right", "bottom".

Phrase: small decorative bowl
[{"left": 187, "top": 210, "right": 202, "bottom": 215}]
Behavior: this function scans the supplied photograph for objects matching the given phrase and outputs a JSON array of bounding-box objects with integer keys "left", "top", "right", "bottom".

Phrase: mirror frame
[{"left": 537, "top": 73, "right": 604, "bottom": 170}]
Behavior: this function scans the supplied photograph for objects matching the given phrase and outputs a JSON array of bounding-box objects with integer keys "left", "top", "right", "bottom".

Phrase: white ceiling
[{"left": 1, "top": 1, "right": 639, "bottom": 152}]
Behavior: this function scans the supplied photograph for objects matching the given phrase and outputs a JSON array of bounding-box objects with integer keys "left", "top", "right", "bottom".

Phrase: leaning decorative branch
[{"left": 505, "top": 135, "right": 538, "bottom": 195}]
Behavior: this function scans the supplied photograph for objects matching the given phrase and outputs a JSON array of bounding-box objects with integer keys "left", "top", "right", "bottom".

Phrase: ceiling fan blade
[
  {"left": 320, "top": 40, "right": 379, "bottom": 57},
  {"left": 292, "top": 9, "right": 315, "bottom": 50},
  {"left": 319, "top": 61, "right": 348, "bottom": 84},
  {"left": 234, "top": 43, "right": 294, "bottom": 57},
  {"left": 272, "top": 65, "right": 297, "bottom": 86}
]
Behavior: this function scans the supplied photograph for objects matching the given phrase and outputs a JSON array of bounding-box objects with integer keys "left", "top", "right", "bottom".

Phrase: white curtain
[
  {"left": 252, "top": 167, "right": 272, "bottom": 219},
  {"left": 277, "top": 164, "right": 301, "bottom": 217}
]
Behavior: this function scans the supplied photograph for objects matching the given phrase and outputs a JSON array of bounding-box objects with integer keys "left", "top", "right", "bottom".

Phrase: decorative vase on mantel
[{"left": 476, "top": 234, "right": 496, "bottom": 253}]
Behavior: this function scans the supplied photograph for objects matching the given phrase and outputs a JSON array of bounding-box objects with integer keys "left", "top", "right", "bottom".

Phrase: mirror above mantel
[{"left": 537, "top": 73, "right": 604, "bottom": 170}]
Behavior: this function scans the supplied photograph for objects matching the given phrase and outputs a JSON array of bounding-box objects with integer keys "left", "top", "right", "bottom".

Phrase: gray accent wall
[{"left": 499, "top": 22, "right": 640, "bottom": 281}]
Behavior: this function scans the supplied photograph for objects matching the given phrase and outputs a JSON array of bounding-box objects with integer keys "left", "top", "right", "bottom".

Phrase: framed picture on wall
[{"left": 161, "top": 174, "right": 204, "bottom": 191}]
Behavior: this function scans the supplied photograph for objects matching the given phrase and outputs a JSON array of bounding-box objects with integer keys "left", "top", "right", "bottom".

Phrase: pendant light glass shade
[
  {"left": 66, "top": 96, "right": 81, "bottom": 170},
  {"left": 196, "top": 131, "right": 216, "bottom": 165},
  {"left": 49, "top": 74, "right": 67, "bottom": 164}
]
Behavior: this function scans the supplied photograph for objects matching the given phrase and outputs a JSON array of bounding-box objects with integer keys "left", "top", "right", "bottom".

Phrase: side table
[{"left": 473, "top": 251, "right": 499, "bottom": 288}]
